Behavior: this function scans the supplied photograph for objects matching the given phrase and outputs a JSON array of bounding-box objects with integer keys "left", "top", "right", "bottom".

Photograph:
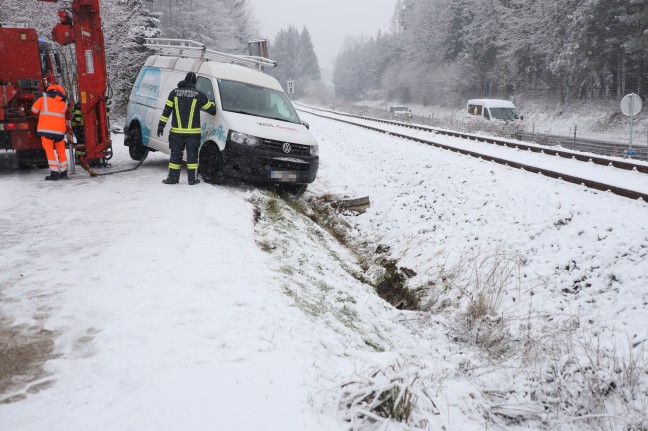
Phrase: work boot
[
  {"left": 44, "top": 171, "right": 60, "bottom": 181},
  {"left": 162, "top": 169, "right": 180, "bottom": 184},
  {"left": 188, "top": 169, "right": 199, "bottom": 185},
  {"left": 59, "top": 171, "right": 68, "bottom": 180}
]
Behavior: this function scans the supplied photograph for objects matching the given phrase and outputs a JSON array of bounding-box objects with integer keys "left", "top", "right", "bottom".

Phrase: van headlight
[
  {"left": 229, "top": 130, "right": 260, "bottom": 147},
  {"left": 310, "top": 144, "right": 319, "bottom": 156}
]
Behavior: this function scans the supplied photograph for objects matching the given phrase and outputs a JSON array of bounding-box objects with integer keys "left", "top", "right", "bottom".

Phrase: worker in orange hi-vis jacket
[{"left": 31, "top": 84, "right": 70, "bottom": 181}]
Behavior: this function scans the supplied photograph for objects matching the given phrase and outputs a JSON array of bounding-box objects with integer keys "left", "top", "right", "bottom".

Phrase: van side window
[
  {"left": 468, "top": 104, "right": 482, "bottom": 116},
  {"left": 196, "top": 76, "right": 215, "bottom": 102}
]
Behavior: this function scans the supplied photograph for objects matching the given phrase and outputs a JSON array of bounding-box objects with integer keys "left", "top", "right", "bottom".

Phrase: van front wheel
[
  {"left": 278, "top": 184, "right": 307, "bottom": 197},
  {"left": 199, "top": 144, "right": 224, "bottom": 184}
]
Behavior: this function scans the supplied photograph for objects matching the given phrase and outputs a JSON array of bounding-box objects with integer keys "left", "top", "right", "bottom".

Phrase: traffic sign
[
  {"left": 621, "top": 93, "right": 642, "bottom": 116},
  {"left": 287, "top": 80, "right": 294, "bottom": 94}
]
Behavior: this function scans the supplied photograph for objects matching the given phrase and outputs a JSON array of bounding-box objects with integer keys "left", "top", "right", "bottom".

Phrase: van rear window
[{"left": 136, "top": 68, "right": 160, "bottom": 98}]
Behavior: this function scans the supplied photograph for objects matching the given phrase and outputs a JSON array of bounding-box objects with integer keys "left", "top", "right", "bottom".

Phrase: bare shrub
[
  {"left": 534, "top": 326, "right": 648, "bottom": 430},
  {"left": 441, "top": 247, "right": 521, "bottom": 321},
  {"left": 436, "top": 248, "right": 522, "bottom": 357}
]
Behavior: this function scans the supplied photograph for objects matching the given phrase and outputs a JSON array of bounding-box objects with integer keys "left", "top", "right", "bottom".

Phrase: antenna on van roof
[{"left": 144, "top": 38, "right": 278, "bottom": 69}]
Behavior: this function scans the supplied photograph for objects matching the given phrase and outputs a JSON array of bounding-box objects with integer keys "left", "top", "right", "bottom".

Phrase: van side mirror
[
  {"left": 302, "top": 121, "right": 310, "bottom": 129},
  {"left": 520, "top": 115, "right": 524, "bottom": 121}
]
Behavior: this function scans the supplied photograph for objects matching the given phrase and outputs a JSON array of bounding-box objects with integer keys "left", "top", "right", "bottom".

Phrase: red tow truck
[
  {"left": 0, "top": 22, "right": 63, "bottom": 167},
  {"left": 0, "top": 0, "right": 111, "bottom": 170}
]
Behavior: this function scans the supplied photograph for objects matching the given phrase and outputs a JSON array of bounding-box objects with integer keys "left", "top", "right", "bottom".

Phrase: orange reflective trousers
[{"left": 41, "top": 136, "right": 68, "bottom": 173}]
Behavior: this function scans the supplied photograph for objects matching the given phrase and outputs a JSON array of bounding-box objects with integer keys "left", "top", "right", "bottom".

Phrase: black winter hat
[{"left": 184, "top": 72, "right": 197, "bottom": 84}]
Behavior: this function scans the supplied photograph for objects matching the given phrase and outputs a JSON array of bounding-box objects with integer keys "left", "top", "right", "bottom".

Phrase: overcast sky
[{"left": 249, "top": 0, "right": 396, "bottom": 71}]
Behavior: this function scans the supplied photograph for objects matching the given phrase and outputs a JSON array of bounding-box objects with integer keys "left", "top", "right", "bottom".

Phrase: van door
[
  {"left": 195, "top": 75, "right": 225, "bottom": 148},
  {"left": 150, "top": 71, "right": 184, "bottom": 151}
]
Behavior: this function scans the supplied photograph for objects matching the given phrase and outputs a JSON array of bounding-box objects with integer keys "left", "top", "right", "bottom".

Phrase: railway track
[{"left": 297, "top": 104, "right": 648, "bottom": 202}]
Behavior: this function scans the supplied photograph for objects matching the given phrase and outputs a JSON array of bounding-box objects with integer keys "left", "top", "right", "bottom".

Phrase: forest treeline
[
  {"left": 335, "top": 0, "right": 648, "bottom": 105},
  {"left": 8, "top": 0, "right": 642, "bottom": 110}
]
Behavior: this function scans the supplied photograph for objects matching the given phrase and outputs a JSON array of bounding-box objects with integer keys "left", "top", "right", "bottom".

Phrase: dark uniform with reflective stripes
[
  {"left": 71, "top": 102, "right": 84, "bottom": 146},
  {"left": 157, "top": 72, "right": 216, "bottom": 185},
  {"left": 72, "top": 98, "right": 111, "bottom": 163}
]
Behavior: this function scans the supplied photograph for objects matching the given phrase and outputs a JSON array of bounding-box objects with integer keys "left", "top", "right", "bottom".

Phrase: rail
[{"left": 297, "top": 104, "right": 648, "bottom": 202}]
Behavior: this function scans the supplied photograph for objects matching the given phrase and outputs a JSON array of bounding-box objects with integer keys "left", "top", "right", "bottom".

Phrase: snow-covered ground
[{"left": 1, "top": 111, "right": 648, "bottom": 430}]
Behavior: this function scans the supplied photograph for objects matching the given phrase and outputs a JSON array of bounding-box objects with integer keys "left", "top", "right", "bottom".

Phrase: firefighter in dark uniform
[
  {"left": 71, "top": 98, "right": 111, "bottom": 164},
  {"left": 157, "top": 72, "right": 216, "bottom": 185},
  {"left": 71, "top": 102, "right": 84, "bottom": 146}
]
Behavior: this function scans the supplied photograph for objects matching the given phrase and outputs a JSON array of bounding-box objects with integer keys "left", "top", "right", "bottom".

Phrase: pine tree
[
  {"left": 102, "top": 0, "right": 161, "bottom": 114},
  {"left": 268, "top": 25, "right": 322, "bottom": 96},
  {"left": 298, "top": 28, "right": 321, "bottom": 81}
]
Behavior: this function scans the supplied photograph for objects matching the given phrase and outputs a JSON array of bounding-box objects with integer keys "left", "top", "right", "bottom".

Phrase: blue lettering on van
[{"left": 202, "top": 124, "right": 226, "bottom": 143}]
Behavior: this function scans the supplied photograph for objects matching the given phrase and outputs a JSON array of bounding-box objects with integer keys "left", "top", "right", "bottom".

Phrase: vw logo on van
[{"left": 282, "top": 142, "right": 292, "bottom": 154}]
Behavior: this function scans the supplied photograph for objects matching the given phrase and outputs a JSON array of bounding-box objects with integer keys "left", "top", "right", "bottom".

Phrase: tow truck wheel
[
  {"left": 16, "top": 150, "right": 30, "bottom": 169},
  {"left": 199, "top": 144, "right": 224, "bottom": 184},
  {"left": 128, "top": 125, "right": 148, "bottom": 161}
]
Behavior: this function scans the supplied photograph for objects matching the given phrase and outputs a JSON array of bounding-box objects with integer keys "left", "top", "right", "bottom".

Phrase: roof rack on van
[{"left": 144, "top": 38, "right": 278, "bottom": 69}]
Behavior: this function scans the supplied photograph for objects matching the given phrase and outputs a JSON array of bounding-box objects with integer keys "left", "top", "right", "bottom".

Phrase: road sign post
[
  {"left": 287, "top": 80, "right": 294, "bottom": 95},
  {"left": 620, "top": 93, "right": 643, "bottom": 156}
]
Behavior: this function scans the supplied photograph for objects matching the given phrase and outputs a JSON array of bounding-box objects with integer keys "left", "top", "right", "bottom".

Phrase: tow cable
[
  {"left": 80, "top": 151, "right": 148, "bottom": 177},
  {"left": 75, "top": 129, "right": 149, "bottom": 177}
]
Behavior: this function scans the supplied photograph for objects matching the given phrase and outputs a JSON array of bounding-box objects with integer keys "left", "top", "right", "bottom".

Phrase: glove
[{"left": 157, "top": 126, "right": 163, "bottom": 137}]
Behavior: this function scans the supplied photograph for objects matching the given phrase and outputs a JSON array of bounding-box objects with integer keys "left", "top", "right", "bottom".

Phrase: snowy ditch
[
  {"left": 248, "top": 186, "right": 648, "bottom": 430},
  {"left": 248, "top": 190, "right": 450, "bottom": 428}
]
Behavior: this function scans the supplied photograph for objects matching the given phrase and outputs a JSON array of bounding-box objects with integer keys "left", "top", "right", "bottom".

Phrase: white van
[
  {"left": 466, "top": 99, "right": 522, "bottom": 122},
  {"left": 124, "top": 39, "right": 318, "bottom": 194}
]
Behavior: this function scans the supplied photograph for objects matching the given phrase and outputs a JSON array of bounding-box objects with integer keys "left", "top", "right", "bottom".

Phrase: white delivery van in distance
[
  {"left": 466, "top": 99, "right": 522, "bottom": 122},
  {"left": 124, "top": 39, "right": 318, "bottom": 195}
]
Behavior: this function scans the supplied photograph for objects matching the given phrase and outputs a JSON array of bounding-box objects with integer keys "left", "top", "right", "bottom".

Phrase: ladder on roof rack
[{"left": 144, "top": 38, "right": 278, "bottom": 69}]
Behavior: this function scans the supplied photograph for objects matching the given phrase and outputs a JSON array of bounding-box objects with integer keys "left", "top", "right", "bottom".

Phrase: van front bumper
[{"left": 223, "top": 139, "right": 319, "bottom": 184}]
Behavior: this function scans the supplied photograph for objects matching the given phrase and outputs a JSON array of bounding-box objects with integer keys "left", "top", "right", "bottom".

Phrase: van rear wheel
[
  {"left": 199, "top": 144, "right": 224, "bottom": 184},
  {"left": 128, "top": 125, "right": 148, "bottom": 161}
]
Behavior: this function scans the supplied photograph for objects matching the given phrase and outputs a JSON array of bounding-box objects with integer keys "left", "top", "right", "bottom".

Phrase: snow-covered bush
[{"left": 337, "top": 363, "right": 438, "bottom": 429}]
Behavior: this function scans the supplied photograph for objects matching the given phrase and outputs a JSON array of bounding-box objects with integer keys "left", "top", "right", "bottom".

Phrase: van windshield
[
  {"left": 489, "top": 107, "right": 519, "bottom": 120},
  {"left": 217, "top": 79, "right": 301, "bottom": 124}
]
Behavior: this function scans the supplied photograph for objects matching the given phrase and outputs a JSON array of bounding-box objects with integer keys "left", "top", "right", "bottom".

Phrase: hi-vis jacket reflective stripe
[
  {"left": 31, "top": 93, "right": 68, "bottom": 136},
  {"left": 158, "top": 81, "right": 216, "bottom": 135}
]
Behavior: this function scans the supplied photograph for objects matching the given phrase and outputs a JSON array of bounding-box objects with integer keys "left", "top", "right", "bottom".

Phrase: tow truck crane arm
[{"left": 38, "top": 0, "right": 111, "bottom": 166}]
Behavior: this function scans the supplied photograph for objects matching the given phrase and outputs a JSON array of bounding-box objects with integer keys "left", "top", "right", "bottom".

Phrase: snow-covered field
[{"left": 1, "top": 112, "right": 647, "bottom": 430}]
